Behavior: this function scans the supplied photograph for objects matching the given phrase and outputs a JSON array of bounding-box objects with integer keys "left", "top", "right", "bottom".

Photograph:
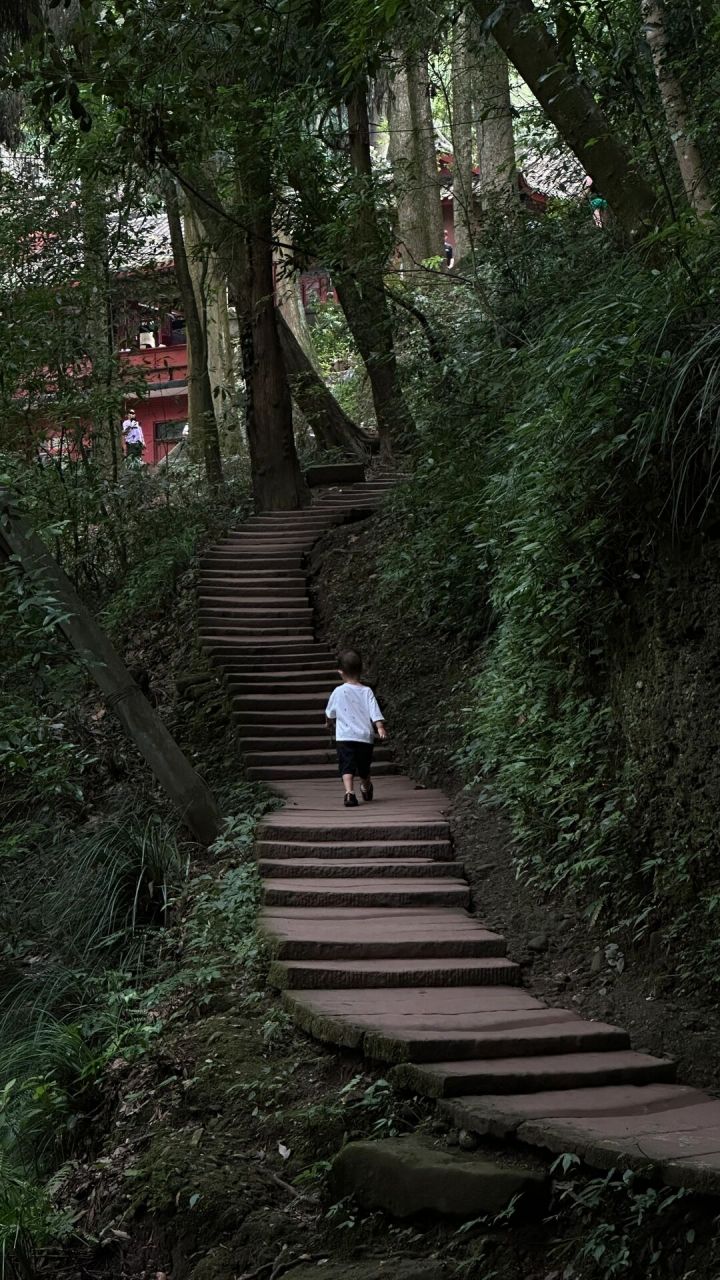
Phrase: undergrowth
[{"left": 368, "top": 215, "right": 720, "bottom": 975}]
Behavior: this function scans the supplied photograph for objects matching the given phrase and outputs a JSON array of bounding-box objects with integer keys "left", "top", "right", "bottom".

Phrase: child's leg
[
  {"left": 342, "top": 770, "right": 355, "bottom": 794},
  {"left": 337, "top": 743, "right": 357, "bottom": 798}
]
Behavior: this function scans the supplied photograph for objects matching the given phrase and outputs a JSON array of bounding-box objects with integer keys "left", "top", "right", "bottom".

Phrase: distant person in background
[
  {"left": 443, "top": 231, "right": 454, "bottom": 268},
  {"left": 585, "top": 176, "right": 609, "bottom": 228},
  {"left": 122, "top": 409, "right": 145, "bottom": 461}
]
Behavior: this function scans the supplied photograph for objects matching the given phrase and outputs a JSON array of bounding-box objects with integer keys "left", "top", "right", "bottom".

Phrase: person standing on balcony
[{"left": 122, "top": 409, "right": 145, "bottom": 461}]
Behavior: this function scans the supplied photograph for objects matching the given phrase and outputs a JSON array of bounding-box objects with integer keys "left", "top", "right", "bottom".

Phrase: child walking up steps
[{"left": 325, "top": 650, "right": 387, "bottom": 808}]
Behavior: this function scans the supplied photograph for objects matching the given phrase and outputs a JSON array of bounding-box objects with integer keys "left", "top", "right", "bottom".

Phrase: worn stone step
[
  {"left": 438, "top": 1083, "right": 707, "bottom": 1139},
  {"left": 236, "top": 728, "right": 328, "bottom": 743},
  {"left": 262, "top": 908, "right": 503, "bottom": 960},
  {"left": 260, "top": 821, "right": 451, "bottom": 841},
  {"left": 259, "top": 857, "right": 463, "bottom": 879},
  {"left": 271, "top": 955, "right": 519, "bottom": 990},
  {"left": 228, "top": 678, "right": 337, "bottom": 694},
  {"left": 262, "top": 878, "right": 470, "bottom": 909},
  {"left": 282, "top": 986, "right": 547, "bottom": 1050},
  {"left": 200, "top": 587, "right": 309, "bottom": 601},
  {"left": 391, "top": 1051, "right": 677, "bottom": 1099},
  {"left": 256, "top": 839, "right": 453, "bottom": 860},
  {"left": 363, "top": 1020, "right": 630, "bottom": 1065},
  {"left": 202, "top": 626, "right": 314, "bottom": 638},
  {"left": 233, "top": 692, "right": 338, "bottom": 709},
  {"left": 248, "top": 763, "right": 400, "bottom": 781},
  {"left": 246, "top": 747, "right": 393, "bottom": 766},
  {"left": 209, "top": 643, "right": 329, "bottom": 657},
  {"left": 233, "top": 710, "right": 331, "bottom": 726},
  {"left": 200, "top": 556, "right": 305, "bottom": 569},
  {"left": 248, "top": 762, "right": 400, "bottom": 781},
  {"left": 200, "top": 606, "right": 313, "bottom": 619}
]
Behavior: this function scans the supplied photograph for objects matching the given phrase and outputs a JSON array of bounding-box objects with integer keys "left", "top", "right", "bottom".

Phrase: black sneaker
[
  {"left": 344, "top": 792, "right": 359, "bottom": 807},
  {"left": 360, "top": 781, "right": 374, "bottom": 802}
]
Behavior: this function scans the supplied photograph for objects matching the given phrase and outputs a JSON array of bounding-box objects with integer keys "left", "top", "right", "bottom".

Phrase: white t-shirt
[
  {"left": 123, "top": 418, "right": 145, "bottom": 445},
  {"left": 326, "top": 683, "right": 384, "bottom": 743}
]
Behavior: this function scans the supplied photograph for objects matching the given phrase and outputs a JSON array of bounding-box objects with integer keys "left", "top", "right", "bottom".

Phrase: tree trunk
[
  {"left": 179, "top": 165, "right": 308, "bottom": 510},
  {"left": 476, "top": 36, "right": 518, "bottom": 214},
  {"left": 388, "top": 50, "right": 444, "bottom": 269},
  {"left": 185, "top": 206, "right": 237, "bottom": 445},
  {"left": 451, "top": 13, "right": 480, "bottom": 263},
  {"left": 471, "top": 0, "right": 660, "bottom": 237},
  {"left": 245, "top": 176, "right": 309, "bottom": 511},
  {"left": 406, "top": 51, "right": 444, "bottom": 260},
  {"left": 641, "top": 0, "right": 713, "bottom": 216},
  {"left": 0, "top": 489, "right": 220, "bottom": 846},
  {"left": 162, "top": 174, "right": 224, "bottom": 489},
  {"left": 276, "top": 313, "right": 372, "bottom": 456},
  {"left": 343, "top": 81, "right": 415, "bottom": 457}
]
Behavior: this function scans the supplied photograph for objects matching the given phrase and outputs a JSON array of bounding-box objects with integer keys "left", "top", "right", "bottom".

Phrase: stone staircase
[{"left": 200, "top": 476, "right": 720, "bottom": 1197}]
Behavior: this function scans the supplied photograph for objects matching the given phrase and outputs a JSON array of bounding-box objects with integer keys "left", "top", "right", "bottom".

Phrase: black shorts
[{"left": 336, "top": 740, "right": 374, "bottom": 778}]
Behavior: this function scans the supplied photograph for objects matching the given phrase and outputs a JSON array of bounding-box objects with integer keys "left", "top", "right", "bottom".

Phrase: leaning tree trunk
[
  {"left": 276, "top": 313, "right": 372, "bottom": 457},
  {"left": 471, "top": 0, "right": 660, "bottom": 237},
  {"left": 185, "top": 206, "right": 237, "bottom": 445},
  {"left": 451, "top": 13, "right": 480, "bottom": 264},
  {"left": 342, "top": 81, "right": 415, "bottom": 457},
  {"left": 0, "top": 489, "right": 220, "bottom": 845},
  {"left": 476, "top": 35, "right": 518, "bottom": 216},
  {"left": 641, "top": 0, "right": 713, "bottom": 216},
  {"left": 163, "top": 174, "right": 224, "bottom": 490}
]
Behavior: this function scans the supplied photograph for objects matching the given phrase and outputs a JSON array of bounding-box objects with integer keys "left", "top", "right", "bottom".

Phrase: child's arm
[{"left": 373, "top": 719, "right": 388, "bottom": 740}]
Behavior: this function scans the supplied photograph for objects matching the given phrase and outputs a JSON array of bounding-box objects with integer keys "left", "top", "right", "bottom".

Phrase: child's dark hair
[{"left": 339, "top": 649, "right": 363, "bottom": 677}]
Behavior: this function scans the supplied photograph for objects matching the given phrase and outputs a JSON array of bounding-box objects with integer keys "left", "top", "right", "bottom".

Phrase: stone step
[
  {"left": 236, "top": 727, "right": 329, "bottom": 742},
  {"left": 259, "top": 821, "right": 451, "bottom": 841},
  {"left": 199, "top": 586, "right": 309, "bottom": 599},
  {"left": 270, "top": 956, "right": 520, "bottom": 990},
  {"left": 259, "top": 857, "right": 464, "bottom": 879},
  {"left": 227, "top": 678, "right": 338, "bottom": 693},
  {"left": 391, "top": 1051, "right": 677, "bottom": 1099},
  {"left": 363, "top": 1020, "right": 631, "bottom": 1065},
  {"left": 256, "top": 839, "right": 453, "bottom": 859},
  {"left": 201, "top": 625, "right": 314, "bottom": 637},
  {"left": 198, "top": 601, "right": 311, "bottom": 616},
  {"left": 221, "top": 659, "right": 336, "bottom": 673},
  {"left": 233, "top": 692, "right": 338, "bottom": 709},
  {"left": 233, "top": 709, "right": 332, "bottom": 725},
  {"left": 262, "top": 909, "right": 504, "bottom": 960},
  {"left": 246, "top": 747, "right": 393, "bottom": 766},
  {"left": 200, "top": 555, "right": 305, "bottom": 569},
  {"left": 199, "top": 570, "right": 308, "bottom": 581},
  {"left": 247, "top": 762, "right": 400, "bottom": 781},
  {"left": 282, "top": 986, "right": 549, "bottom": 1051},
  {"left": 200, "top": 606, "right": 313, "bottom": 620},
  {"left": 262, "top": 878, "right": 470, "bottom": 909},
  {"left": 209, "top": 643, "right": 329, "bottom": 657}
]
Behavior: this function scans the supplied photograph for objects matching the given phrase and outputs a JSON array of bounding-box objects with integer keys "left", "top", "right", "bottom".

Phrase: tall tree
[
  {"left": 450, "top": 12, "right": 480, "bottom": 263},
  {"left": 476, "top": 35, "right": 517, "bottom": 216},
  {"left": 641, "top": 0, "right": 713, "bottom": 216},
  {"left": 471, "top": 0, "right": 660, "bottom": 236},
  {"left": 338, "top": 80, "right": 415, "bottom": 457},
  {"left": 162, "top": 173, "right": 224, "bottom": 490},
  {"left": 388, "top": 48, "right": 444, "bottom": 269}
]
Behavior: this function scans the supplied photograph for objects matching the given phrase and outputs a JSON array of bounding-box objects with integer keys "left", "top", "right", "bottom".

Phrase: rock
[
  {"left": 528, "top": 935, "right": 549, "bottom": 954},
  {"left": 458, "top": 1129, "right": 479, "bottom": 1152},
  {"left": 330, "top": 1135, "right": 546, "bottom": 1220},
  {"left": 590, "top": 949, "right": 603, "bottom": 974}
]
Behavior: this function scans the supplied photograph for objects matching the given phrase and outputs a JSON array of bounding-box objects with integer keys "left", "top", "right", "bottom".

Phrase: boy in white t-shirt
[{"left": 325, "top": 650, "right": 387, "bottom": 808}]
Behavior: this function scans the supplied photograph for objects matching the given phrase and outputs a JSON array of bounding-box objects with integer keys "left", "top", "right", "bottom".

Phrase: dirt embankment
[{"left": 309, "top": 516, "right": 720, "bottom": 1096}]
